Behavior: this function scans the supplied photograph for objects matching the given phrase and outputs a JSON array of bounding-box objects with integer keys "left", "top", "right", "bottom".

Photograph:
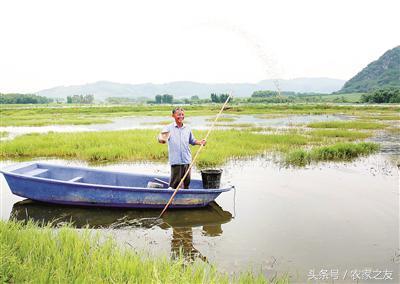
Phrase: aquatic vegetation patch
[
  {"left": 1, "top": 103, "right": 398, "bottom": 126},
  {"left": 309, "top": 129, "right": 372, "bottom": 140},
  {"left": 0, "top": 220, "right": 285, "bottom": 283},
  {"left": 285, "top": 142, "right": 379, "bottom": 166},
  {"left": 0, "top": 126, "right": 383, "bottom": 167},
  {"left": 307, "top": 121, "right": 385, "bottom": 130},
  {"left": 0, "top": 129, "right": 319, "bottom": 167},
  {"left": 0, "top": 115, "right": 111, "bottom": 126},
  {"left": 356, "top": 114, "right": 400, "bottom": 121},
  {"left": 0, "top": 131, "right": 8, "bottom": 138}
]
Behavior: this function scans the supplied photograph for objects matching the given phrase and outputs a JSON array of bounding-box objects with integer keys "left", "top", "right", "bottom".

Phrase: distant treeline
[
  {"left": 106, "top": 97, "right": 149, "bottom": 104},
  {"left": 249, "top": 90, "right": 325, "bottom": 103},
  {"left": 361, "top": 88, "right": 400, "bottom": 103},
  {"left": 0, "top": 93, "right": 53, "bottom": 104},
  {"left": 147, "top": 93, "right": 233, "bottom": 105},
  {"left": 67, "top": 94, "right": 94, "bottom": 104}
]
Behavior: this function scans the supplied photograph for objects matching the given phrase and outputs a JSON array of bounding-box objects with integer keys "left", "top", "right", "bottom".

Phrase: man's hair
[{"left": 172, "top": 107, "right": 184, "bottom": 114}]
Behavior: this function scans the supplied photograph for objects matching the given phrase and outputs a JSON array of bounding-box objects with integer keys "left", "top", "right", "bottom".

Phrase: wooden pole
[{"left": 159, "top": 94, "right": 232, "bottom": 218}]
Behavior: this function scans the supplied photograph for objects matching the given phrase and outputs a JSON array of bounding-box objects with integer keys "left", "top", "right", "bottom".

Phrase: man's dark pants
[{"left": 170, "top": 164, "right": 191, "bottom": 189}]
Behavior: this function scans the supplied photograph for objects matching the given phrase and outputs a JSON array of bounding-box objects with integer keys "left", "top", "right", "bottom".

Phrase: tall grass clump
[
  {"left": 0, "top": 220, "right": 287, "bottom": 283},
  {"left": 285, "top": 142, "right": 379, "bottom": 166}
]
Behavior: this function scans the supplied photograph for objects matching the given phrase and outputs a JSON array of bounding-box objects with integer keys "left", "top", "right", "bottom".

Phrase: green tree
[
  {"left": 251, "top": 90, "right": 278, "bottom": 98},
  {"left": 161, "top": 94, "right": 173, "bottom": 104},
  {"left": 361, "top": 87, "right": 400, "bottom": 103},
  {"left": 0, "top": 93, "right": 53, "bottom": 104},
  {"left": 155, "top": 95, "right": 162, "bottom": 104},
  {"left": 210, "top": 93, "right": 218, "bottom": 103}
]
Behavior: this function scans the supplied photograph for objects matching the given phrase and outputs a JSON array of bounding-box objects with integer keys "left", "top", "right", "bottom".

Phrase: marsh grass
[
  {"left": 0, "top": 115, "right": 111, "bottom": 126},
  {"left": 308, "top": 129, "right": 371, "bottom": 140},
  {"left": 356, "top": 114, "right": 400, "bottom": 121},
  {"left": 1, "top": 103, "right": 398, "bottom": 126},
  {"left": 285, "top": 142, "right": 379, "bottom": 166},
  {"left": 307, "top": 121, "right": 385, "bottom": 129},
  {"left": 0, "top": 127, "right": 381, "bottom": 167},
  {"left": 0, "top": 131, "right": 8, "bottom": 138},
  {"left": 0, "top": 129, "right": 324, "bottom": 167},
  {"left": 0, "top": 220, "right": 285, "bottom": 283},
  {"left": 386, "top": 127, "right": 400, "bottom": 134}
]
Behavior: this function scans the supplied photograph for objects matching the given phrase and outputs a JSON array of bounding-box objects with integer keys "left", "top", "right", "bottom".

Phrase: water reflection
[{"left": 10, "top": 199, "right": 232, "bottom": 262}]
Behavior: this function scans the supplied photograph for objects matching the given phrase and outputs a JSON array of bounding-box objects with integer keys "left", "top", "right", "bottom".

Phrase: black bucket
[{"left": 201, "top": 169, "right": 223, "bottom": 189}]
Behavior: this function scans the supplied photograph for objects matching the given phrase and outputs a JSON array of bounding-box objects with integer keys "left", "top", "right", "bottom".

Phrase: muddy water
[{"left": 1, "top": 154, "right": 398, "bottom": 283}]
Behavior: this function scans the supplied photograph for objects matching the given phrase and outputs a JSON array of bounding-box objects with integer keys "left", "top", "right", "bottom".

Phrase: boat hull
[{"left": 2, "top": 162, "right": 232, "bottom": 209}]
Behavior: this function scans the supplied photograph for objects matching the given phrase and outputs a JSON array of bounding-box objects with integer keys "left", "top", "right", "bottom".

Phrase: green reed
[
  {"left": 285, "top": 142, "right": 379, "bottom": 166},
  {"left": 0, "top": 220, "right": 287, "bottom": 283}
]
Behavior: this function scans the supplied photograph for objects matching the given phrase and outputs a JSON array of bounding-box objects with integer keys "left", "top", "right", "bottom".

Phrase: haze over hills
[
  {"left": 36, "top": 78, "right": 345, "bottom": 100},
  {"left": 339, "top": 46, "right": 400, "bottom": 93}
]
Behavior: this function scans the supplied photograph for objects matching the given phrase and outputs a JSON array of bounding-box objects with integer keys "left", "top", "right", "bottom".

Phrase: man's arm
[{"left": 189, "top": 129, "right": 206, "bottom": 146}]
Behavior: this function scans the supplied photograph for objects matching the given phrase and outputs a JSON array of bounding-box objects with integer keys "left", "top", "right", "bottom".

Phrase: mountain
[
  {"left": 339, "top": 46, "right": 400, "bottom": 93},
  {"left": 36, "top": 78, "right": 345, "bottom": 100}
]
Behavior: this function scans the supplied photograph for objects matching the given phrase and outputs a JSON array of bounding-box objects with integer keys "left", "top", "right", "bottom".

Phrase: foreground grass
[
  {"left": 285, "top": 142, "right": 379, "bottom": 166},
  {"left": 0, "top": 128, "right": 380, "bottom": 167},
  {"left": 1, "top": 103, "right": 398, "bottom": 126},
  {"left": 1, "top": 221, "right": 285, "bottom": 283}
]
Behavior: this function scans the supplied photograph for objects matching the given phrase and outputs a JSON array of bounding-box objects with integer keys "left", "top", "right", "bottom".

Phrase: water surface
[{"left": 1, "top": 155, "right": 398, "bottom": 283}]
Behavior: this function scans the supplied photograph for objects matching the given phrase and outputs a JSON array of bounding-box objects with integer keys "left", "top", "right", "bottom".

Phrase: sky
[{"left": 0, "top": 0, "right": 399, "bottom": 93}]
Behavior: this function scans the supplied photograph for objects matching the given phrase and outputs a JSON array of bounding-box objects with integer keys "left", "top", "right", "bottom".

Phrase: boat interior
[{"left": 9, "top": 163, "right": 204, "bottom": 189}]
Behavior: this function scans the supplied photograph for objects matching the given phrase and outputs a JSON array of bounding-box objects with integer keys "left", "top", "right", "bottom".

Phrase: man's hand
[
  {"left": 158, "top": 132, "right": 170, "bottom": 144},
  {"left": 197, "top": 139, "right": 206, "bottom": 146}
]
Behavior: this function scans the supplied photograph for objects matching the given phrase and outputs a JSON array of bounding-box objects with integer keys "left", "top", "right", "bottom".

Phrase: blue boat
[{"left": 1, "top": 162, "right": 233, "bottom": 208}]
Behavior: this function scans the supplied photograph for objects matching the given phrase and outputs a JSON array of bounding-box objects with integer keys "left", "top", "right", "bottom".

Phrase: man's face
[{"left": 172, "top": 110, "right": 185, "bottom": 124}]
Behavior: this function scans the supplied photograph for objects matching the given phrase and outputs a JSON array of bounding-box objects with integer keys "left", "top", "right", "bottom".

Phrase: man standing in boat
[{"left": 158, "top": 107, "right": 206, "bottom": 189}]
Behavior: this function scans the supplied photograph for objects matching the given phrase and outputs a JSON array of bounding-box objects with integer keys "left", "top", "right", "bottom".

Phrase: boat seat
[
  {"left": 23, "top": 168, "right": 48, "bottom": 177},
  {"left": 68, "top": 176, "right": 83, "bottom": 183}
]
